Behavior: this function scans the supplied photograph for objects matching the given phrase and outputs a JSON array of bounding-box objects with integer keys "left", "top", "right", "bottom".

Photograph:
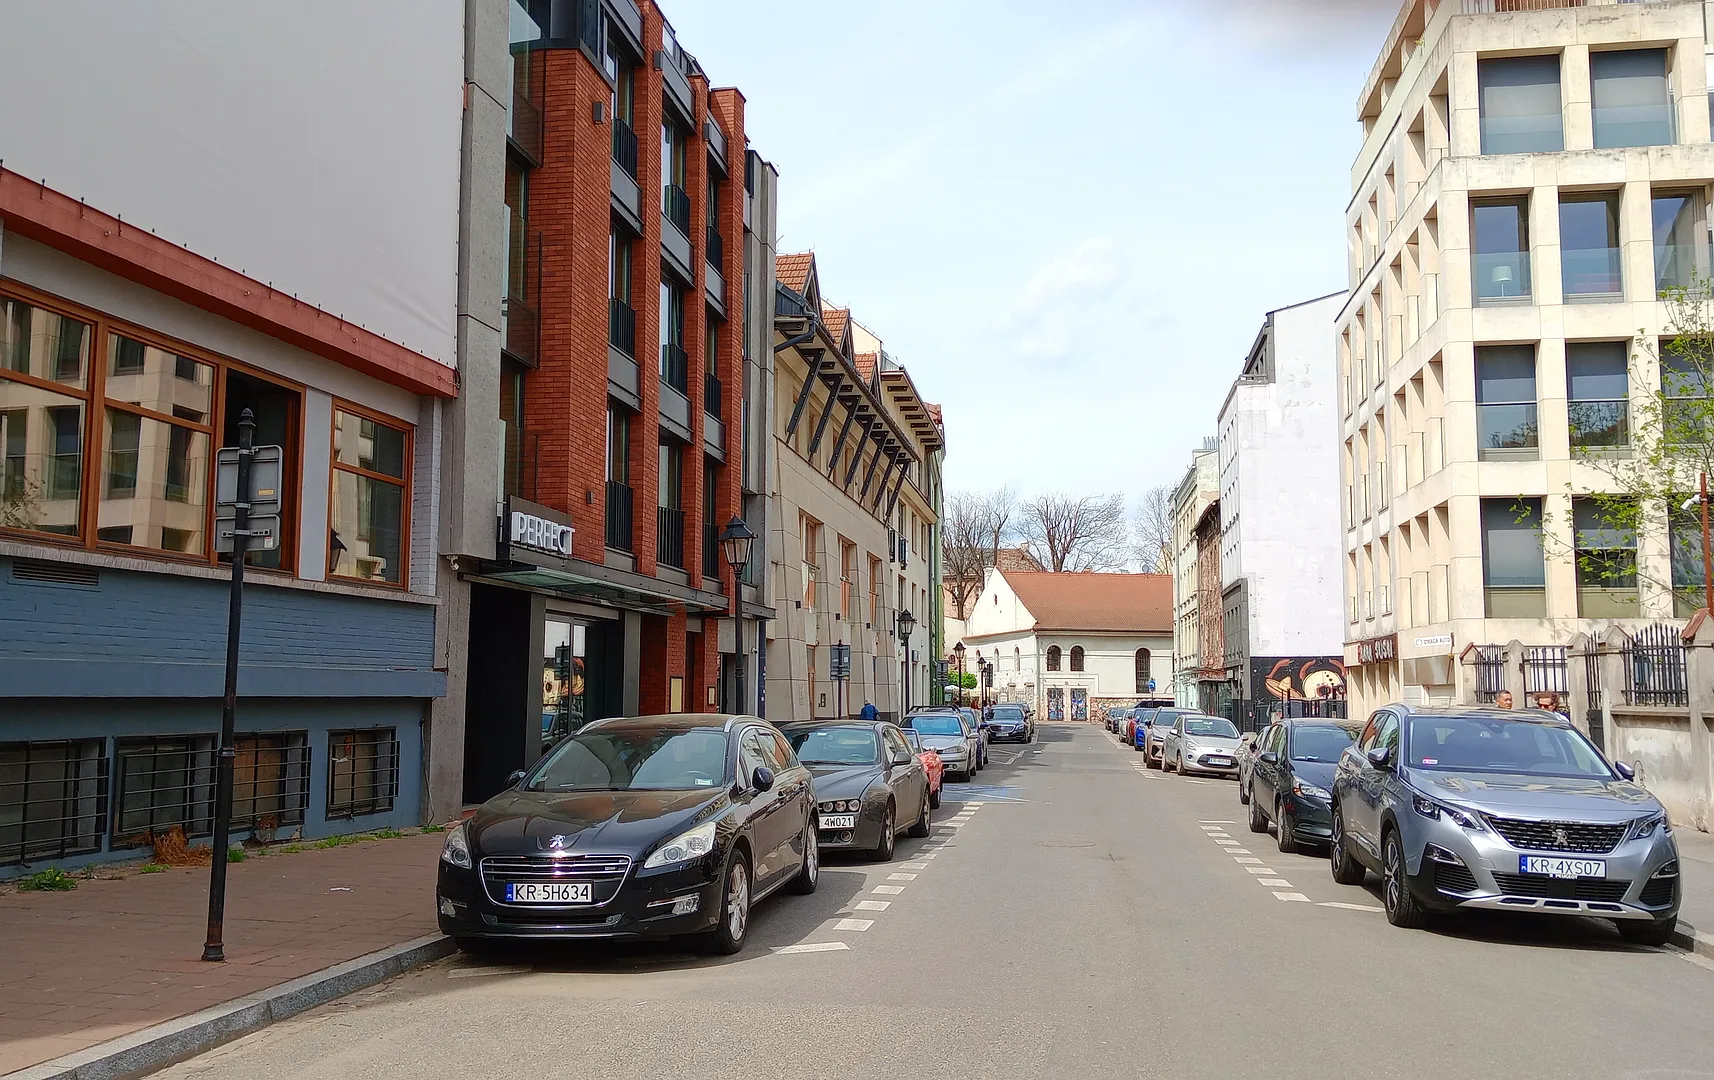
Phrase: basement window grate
[{"left": 8, "top": 558, "right": 100, "bottom": 588}]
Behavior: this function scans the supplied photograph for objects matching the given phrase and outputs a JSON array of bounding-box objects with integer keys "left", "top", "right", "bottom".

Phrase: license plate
[
  {"left": 1520, "top": 856, "right": 1606, "bottom": 880},
  {"left": 1207, "top": 756, "right": 1232, "bottom": 766},
  {"left": 505, "top": 881, "right": 593, "bottom": 904},
  {"left": 819, "top": 814, "right": 857, "bottom": 830}
]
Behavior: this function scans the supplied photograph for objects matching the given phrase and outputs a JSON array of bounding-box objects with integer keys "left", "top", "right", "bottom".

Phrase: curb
[
  {"left": 1669, "top": 918, "right": 1713, "bottom": 958},
  {"left": 5, "top": 934, "right": 454, "bottom": 1080}
]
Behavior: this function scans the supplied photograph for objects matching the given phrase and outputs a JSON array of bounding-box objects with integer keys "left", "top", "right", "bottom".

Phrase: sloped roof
[
  {"left": 777, "top": 252, "right": 813, "bottom": 292},
  {"left": 1003, "top": 570, "right": 1172, "bottom": 634},
  {"left": 854, "top": 351, "right": 878, "bottom": 380},
  {"left": 925, "top": 401, "right": 943, "bottom": 426},
  {"left": 821, "top": 305, "right": 849, "bottom": 340},
  {"left": 995, "top": 547, "right": 1043, "bottom": 573}
]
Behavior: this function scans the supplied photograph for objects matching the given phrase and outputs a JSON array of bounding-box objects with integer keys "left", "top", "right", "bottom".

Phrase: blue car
[{"left": 1131, "top": 708, "right": 1159, "bottom": 752}]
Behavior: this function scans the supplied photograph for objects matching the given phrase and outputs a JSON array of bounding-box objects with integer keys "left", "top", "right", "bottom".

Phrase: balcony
[
  {"left": 606, "top": 481, "right": 634, "bottom": 552},
  {"left": 611, "top": 117, "right": 639, "bottom": 180},
  {"left": 503, "top": 293, "right": 537, "bottom": 366},
  {"left": 663, "top": 184, "right": 691, "bottom": 237},
  {"left": 1562, "top": 247, "right": 1622, "bottom": 300},
  {"left": 509, "top": 81, "right": 543, "bottom": 164},
  {"left": 609, "top": 297, "right": 636, "bottom": 358},
  {"left": 704, "top": 372, "right": 722, "bottom": 418},
  {"left": 705, "top": 225, "right": 724, "bottom": 268},
  {"left": 661, "top": 342, "right": 688, "bottom": 394},
  {"left": 657, "top": 506, "right": 686, "bottom": 569},
  {"left": 704, "top": 522, "right": 720, "bottom": 584},
  {"left": 1655, "top": 244, "right": 1710, "bottom": 294},
  {"left": 1474, "top": 251, "right": 1531, "bottom": 303}
]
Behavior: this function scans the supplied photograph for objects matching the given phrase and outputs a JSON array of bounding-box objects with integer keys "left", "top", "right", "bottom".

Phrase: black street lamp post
[
  {"left": 952, "top": 641, "right": 966, "bottom": 707},
  {"left": 897, "top": 609, "right": 916, "bottom": 714},
  {"left": 717, "top": 516, "right": 757, "bottom": 714}
]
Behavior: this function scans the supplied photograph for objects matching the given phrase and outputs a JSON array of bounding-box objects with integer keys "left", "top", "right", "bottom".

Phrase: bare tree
[
  {"left": 1020, "top": 493, "right": 1129, "bottom": 572},
  {"left": 941, "top": 487, "right": 1020, "bottom": 619},
  {"left": 1131, "top": 485, "right": 1175, "bottom": 573}
]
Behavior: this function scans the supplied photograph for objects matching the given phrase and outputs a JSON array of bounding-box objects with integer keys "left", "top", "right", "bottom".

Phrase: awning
[{"left": 469, "top": 562, "right": 728, "bottom": 616}]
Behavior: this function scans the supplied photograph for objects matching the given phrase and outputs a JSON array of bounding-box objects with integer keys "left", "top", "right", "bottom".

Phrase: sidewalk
[
  {"left": 1672, "top": 826, "right": 1714, "bottom": 952},
  {"left": 0, "top": 832, "right": 444, "bottom": 1076}
]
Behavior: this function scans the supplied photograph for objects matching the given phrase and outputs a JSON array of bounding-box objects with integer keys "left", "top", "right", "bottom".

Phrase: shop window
[
  {"left": 326, "top": 729, "right": 400, "bottom": 818},
  {"left": 112, "top": 735, "right": 216, "bottom": 848},
  {"left": 221, "top": 370, "right": 301, "bottom": 571},
  {"left": 0, "top": 295, "right": 90, "bottom": 537},
  {"left": 329, "top": 406, "right": 411, "bottom": 586},
  {"left": 98, "top": 333, "right": 214, "bottom": 557},
  {"left": 541, "top": 621, "right": 588, "bottom": 756},
  {"left": 0, "top": 739, "right": 107, "bottom": 866}
]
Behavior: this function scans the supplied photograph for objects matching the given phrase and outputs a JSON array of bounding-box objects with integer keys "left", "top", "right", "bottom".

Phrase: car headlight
[
  {"left": 1631, "top": 812, "right": 1672, "bottom": 840},
  {"left": 1292, "top": 779, "right": 1331, "bottom": 800},
  {"left": 1411, "top": 792, "right": 1483, "bottom": 831},
  {"left": 643, "top": 820, "right": 718, "bottom": 869},
  {"left": 440, "top": 823, "right": 473, "bottom": 869}
]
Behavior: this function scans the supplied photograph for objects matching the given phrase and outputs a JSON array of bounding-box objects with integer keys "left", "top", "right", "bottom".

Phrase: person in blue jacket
[{"left": 858, "top": 702, "right": 879, "bottom": 721}]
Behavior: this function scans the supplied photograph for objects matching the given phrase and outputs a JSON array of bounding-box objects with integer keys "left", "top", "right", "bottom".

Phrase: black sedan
[
  {"left": 1246, "top": 717, "right": 1364, "bottom": 854},
  {"left": 436, "top": 714, "right": 817, "bottom": 955},
  {"left": 987, "top": 703, "right": 1034, "bottom": 743},
  {"left": 780, "top": 720, "right": 932, "bottom": 860}
]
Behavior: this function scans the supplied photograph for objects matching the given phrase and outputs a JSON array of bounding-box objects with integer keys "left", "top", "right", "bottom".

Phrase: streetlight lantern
[
  {"left": 718, "top": 516, "right": 756, "bottom": 580},
  {"left": 897, "top": 610, "right": 916, "bottom": 713},
  {"left": 952, "top": 641, "right": 966, "bottom": 704},
  {"left": 897, "top": 609, "right": 916, "bottom": 642}
]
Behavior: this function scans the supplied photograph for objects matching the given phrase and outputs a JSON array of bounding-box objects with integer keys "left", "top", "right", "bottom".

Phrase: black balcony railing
[
  {"left": 611, "top": 116, "right": 638, "bottom": 179},
  {"left": 661, "top": 342, "right": 689, "bottom": 393},
  {"left": 605, "top": 481, "right": 634, "bottom": 552},
  {"left": 664, "top": 184, "right": 691, "bottom": 236},
  {"left": 704, "top": 522, "right": 720, "bottom": 583},
  {"left": 608, "top": 297, "right": 636, "bottom": 357},
  {"left": 705, "top": 225, "right": 724, "bottom": 268},
  {"left": 704, "top": 372, "right": 722, "bottom": 417},
  {"left": 657, "top": 506, "right": 686, "bottom": 569}
]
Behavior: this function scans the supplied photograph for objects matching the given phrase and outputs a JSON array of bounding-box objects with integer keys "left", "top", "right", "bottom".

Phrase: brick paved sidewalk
[{"left": 0, "top": 832, "right": 443, "bottom": 1075}]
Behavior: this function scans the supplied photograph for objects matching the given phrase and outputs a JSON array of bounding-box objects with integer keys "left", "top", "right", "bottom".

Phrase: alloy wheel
[
  {"left": 727, "top": 860, "right": 750, "bottom": 942},
  {"left": 804, "top": 834, "right": 818, "bottom": 886},
  {"left": 1383, "top": 838, "right": 1401, "bottom": 916}
]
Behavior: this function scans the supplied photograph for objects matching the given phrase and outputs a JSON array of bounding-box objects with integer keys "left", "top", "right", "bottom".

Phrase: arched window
[
  {"left": 1014, "top": 646, "right": 1021, "bottom": 670},
  {"left": 1135, "top": 648, "right": 1151, "bottom": 693},
  {"left": 1070, "top": 646, "right": 1085, "bottom": 672},
  {"left": 1046, "top": 645, "right": 1061, "bottom": 671}
]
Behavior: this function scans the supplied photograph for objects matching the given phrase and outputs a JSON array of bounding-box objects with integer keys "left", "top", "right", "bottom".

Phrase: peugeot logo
[
  {"left": 547, "top": 834, "right": 571, "bottom": 850},
  {"left": 1552, "top": 826, "right": 1571, "bottom": 847}
]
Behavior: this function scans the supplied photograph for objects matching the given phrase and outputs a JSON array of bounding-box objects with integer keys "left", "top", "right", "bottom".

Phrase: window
[
  {"left": 222, "top": 370, "right": 300, "bottom": 571},
  {"left": 840, "top": 538, "right": 855, "bottom": 617},
  {"left": 1135, "top": 648, "right": 1152, "bottom": 693},
  {"left": 504, "top": 160, "right": 528, "bottom": 308},
  {"left": 330, "top": 406, "right": 410, "bottom": 586},
  {"left": 113, "top": 735, "right": 216, "bottom": 847},
  {"left": 1482, "top": 496, "right": 1546, "bottom": 617},
  {"left": 868, "top": 554, "right": 881, "bottom": 622},
  {"left": 99, "top": 333, "right": 214, "bottom": 557},
  {"left": 1591, "top": 49, "right": 1673, "bottom": 150},
  {"left": 1671, "top": 506, "right": 1707, "bottom": 617},
  {"left": 657, "top": 440, "right": 684, "bottom": 569},
  {"left": 1652, "top": 193, "right": 1705, "bottom": 293},
  {"left": 1478, "top": 55, "right": 1563, "bottom": 154},
  {"left": 604, "top": 406, "right": 633, "bottom": 552},
  {"left": 1660, "top": 344, "right": 1710, "bottom": 444},
  {"left": 1573, "top": 497, "right": 1639, "bottom": 617},
  {"left": 801, "top": 517, "right": 820, "bottom": 607},
  {"left": 1472, "top": 198, "right": 1531, "bottom": 302},
  {"left": 703, "top": 460, "right": 719, "bottom": 577},
  {"left": 0, "top": 295, "right": 90, "bottom": 537},
  {"left": 1476, "top": 345, "right": 1538, "bottom": 458},
  {"left": 1559, "top": 194, "right": 1621, "bottom": 299},
  {"left": 1070, "top": 645, "right": 1085, "bottom": 672},
  {"left": 659, "top": 279, "right": 687, "bottom": 392},
  {"left": 1567, "top": 342, "right": 1629, "bottom": 448},
  {"left": 658, "top": 441, "right": 683, "bottom": 510},
  {"left": 232, "top": 732, "right": 311, "bottom": 832},
  {"left": 326, "top": 729, "right": 399, "bottom": 818},
  {"left": 0, "top": 739, "right": 107, "bottom": 866},
  {"left": 661, "top": 123, "right": 690, "bottom": 235},
  {"left": 1047, "top": 645, "right": 1061, "bottom": 671},
  {"left": 609, "top": 230, "right": 632, "bottom": 303}
]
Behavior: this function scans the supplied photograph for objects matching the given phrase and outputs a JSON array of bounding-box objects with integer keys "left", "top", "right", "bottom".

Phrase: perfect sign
[{"left": 510, "top": 512, "right": 574, "bottom": 557}]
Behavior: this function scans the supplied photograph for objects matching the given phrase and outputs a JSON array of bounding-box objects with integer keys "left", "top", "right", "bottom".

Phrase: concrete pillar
[
  {"left": 1504, "top": 639, "right": 1527, "bottom": 705},
  {"left": 1687, "top": 618, "right": 1712, "bottom": 831},
  {"left": 1598, "top": 626, "right": 1629, "bottom": 761},
  {"left": 423, "top": 563, "right": 472, "bottom": 823}
]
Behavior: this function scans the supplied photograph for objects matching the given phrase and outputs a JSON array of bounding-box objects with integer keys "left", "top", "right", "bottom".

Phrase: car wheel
[
  {"left": 1382, "top": 830, "right": 1427, "bottom": 929},
  {"left": 908, "top": 788, "right": 932, "bottom": 838},
  {"left": 929, "top": 784, "right": 942, "bottom": 810},
  {"left": 1238, "top": 778, "right": 1251, "bottom": 805},
  {"left": 1329, "top": 804, "right": 1366, "bottom": 885},
  {"left": 1146, "top": 747, "right": 1161, "bottom": 769},
  {"left": 786, "top": 823, "right": 819, "bottom": 895},
  {"left": 703, "top": 852, "right": 752, "bottom": 955},
  {"left": 1248, "top": 791, "right": 1269, "bottom": 834},
  {"left": 873, "top": 802, "right": 897, "bottom": 862},
  {"left": 1617, "top": 915, "right": 1678, "bottom": 947},
  {"left": 1276, "top": 801, "right": 1300, "bottom": 854}
]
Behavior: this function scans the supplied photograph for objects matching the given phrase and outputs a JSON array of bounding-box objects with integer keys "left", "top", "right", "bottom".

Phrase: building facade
[
  {"left": 1217, "top": 294, "right": 1349, "bottom": 729},
  {"left": 1170, "top": 444, "right": 1218, "bottom": 708},
  {"left": 0, "top": 1, "right": 498, "bottom": 872},
  {"left": 1338, "top": 0, "right": 1714, "bottom": 717},
  {"left": 766, "top": 253, "right": 944, "bottom": 723}
]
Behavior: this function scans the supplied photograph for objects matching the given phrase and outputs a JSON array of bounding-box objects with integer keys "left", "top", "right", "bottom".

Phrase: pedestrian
[
  {"left": 1495, "top": 690, "right": 1514, "bottom": 709},
  {"left": 858, "top": 701, "right": 878, "bottom": 721},
  {"left": 1534, "top": 692, "right": 1569, "bottom": 722}
]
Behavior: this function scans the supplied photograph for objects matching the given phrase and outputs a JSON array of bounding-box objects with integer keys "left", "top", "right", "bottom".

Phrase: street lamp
[
  {"left": 897, "top": 609, "right": 916, "bottom": 713},
  {"left": 717, "top": 516, "right": 757, "bottom": 713},
  {"left": 952, "top": 641, "right": 966, "bottom": 705}
]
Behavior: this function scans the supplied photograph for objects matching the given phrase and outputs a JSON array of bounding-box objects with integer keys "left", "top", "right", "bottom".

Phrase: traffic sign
[
  {"left": 830, "top": 643, "right": 852, "bottom": 680},
  {"left": 215, "top": 445, "right": 283, "bottom": 516}
]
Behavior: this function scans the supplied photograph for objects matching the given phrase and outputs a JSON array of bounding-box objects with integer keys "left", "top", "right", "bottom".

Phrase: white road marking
[
  {"left": 888, "top": 873, "right": 917, "bottom": 881},
  {"left": 1215, "top": 841, "right": 1242, "bottom": 848},
  {"left": 774, "top": 942, "right": 851, "bottom": 954},
  {"left": 854, "top": 900, "right": 891, "bottom": 911},
  {"left": 1258, "top": 878, "right": 1293, "bottom": 887},
  {"left": 1244, "top": 866, "right": 1279, "bottom": 875},
  {"left": 1319, "top": 901, "right": 1384, "bottom": 913},
  {"left": 832, "top": 918, "right": 874, "bottom": 931},
  {"left": 964, "top": 802, "right": 986, "bottom": 807},
  {"left": 1199, "top": 820, "right": 1236, "bottom": 825},
  {"left": 1234, "top": 857, "right": 1264, "bottom": 865},
  {"left": 1184, "top": 779, "right": 1210, "bottom": 785},
  {"left": 1226, "top": 848, "right": 1252, "bottom": 854},
  {"left": 899, "top": 861, "right": 930, "bottom": 870},
  {"left": 873, "top": 885, "right": 905, "bottom": 895},
  {"left": 447, "top": 966, "right": 531, "bottom": 979},
  {"left": 1273, "top": 892, "right": 1312, "bottom": 903},
  {"left": 916, "top": 853, "right": 938, "bottom": 860}
]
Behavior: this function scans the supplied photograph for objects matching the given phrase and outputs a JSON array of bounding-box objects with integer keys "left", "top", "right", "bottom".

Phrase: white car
[{"left": 1162, "top": 715, "right": 1243, "bottom": 777}]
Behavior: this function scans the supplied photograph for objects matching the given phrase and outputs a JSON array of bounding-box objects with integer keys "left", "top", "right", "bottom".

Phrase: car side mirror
[
  {"left": 506, "top": 769, "right": 527, "bottom": 788},
  {"left": 891, "top": 749, "right": 913, "bottom": 766},
  {"left": 1366, "top": 746, "right": 1394, "bottom": 769},
  {"left": 1614, "top": 761, "right": 1636, "bottom": 781},
  {"left": 752, "top": 766, "right": 775, "bottom": 793},
  {"left": 1259, "top": 751, "right": 1278, "bottom": 766}
]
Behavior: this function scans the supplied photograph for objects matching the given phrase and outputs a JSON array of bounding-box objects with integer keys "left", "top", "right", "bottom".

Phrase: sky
[{"left": 667, "top": 0, "right": 1400, "bottom": 500}]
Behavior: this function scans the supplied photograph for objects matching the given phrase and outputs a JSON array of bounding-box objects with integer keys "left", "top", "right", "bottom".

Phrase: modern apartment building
[
  {"left": 1338, "top": 0, "right": 1714, "bottom": 717},
  {"left": 768, "top": 253, "right": 944, "bottom": 723},
  {"left": 1170, "top": 443, "right": 1218, "bottom": 708},
  {"left": 1218, "top": 295, "right": 1349, "bottom": 728},
  {"left": 0, "top": 1, "right": 503, "bottom": 870},
  {"left": 458, "top": 0, "right": 777, "bottom": 803}
]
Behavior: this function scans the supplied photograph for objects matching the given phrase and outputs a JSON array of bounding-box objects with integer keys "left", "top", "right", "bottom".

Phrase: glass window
[
  {"left": 113, "top": 735, "right": 216, "bottom": 846},
  {"left": 541, "top": 621, "right": 587, "bottom": 754},
  {"left": 0, "top": 299, "right": 93, "bottom": 539},
  {"left": 1671, "top": 506, "right": 1706, "bottom": 617},
  {"left": 0, "top": 739, "right": 107, "bottom": 866},
  {"left": 1592, "top": 49, "right": 1673, "bottom": 150},
  {"left": 326, "top": 729, "right": 400, "bottom": 816},
  {"left": 1472, "top": 198, "right": 1531, "bottom": 303},
  {"left": 221, "top": 370, "right": 299, "bottom": 570},
  {"left": 501, "top": 358, "right": 526, "bottom": 498},
  {"left": 330, "top": 408, "right": 410, "bottom": 585},
  {"left": 658, "top": 440, "right": 682, "bottom": 510},
  {"left": 1482, "top": 496, "right": 1546, "bottom": 617},
  {"left": 606, "top": 407, "right": 630, "bottom": 483},
  {"left": 3, "top": 296, "right": 90, "bottom": 389},
  {"left": 97, "top": 334, "right": 215, "bottom": 557},
  {"left": 1559, "top": 194, "right": 1621, "bottom": 299},
  {"left": 1660, "top": 343, "right": 1711, "bottom": 444},
  {"left": 609, "top": 230, "right": 631, "bottom": 302},
  {"left": 1289, "top": 724, "right": 1358, "bottom": 763},
  {"left": 1135, "top": 648, "right": 1151, "bottom": 693},
  {"left": 1479, "top": 55, "right": 1563, "bottom": 154},
  {"left": 1652, "top": 193, "right": 1704, "bottom": 293},
  {"left": 1407, "top": 715, "right": 1610, "bottom": 778},
  {"left": 1567, "top": 342, "right": 1629, "bottom": 448},
  {"left": 1476, "top": 345, "right": 1538, "bottom": 456},
  {"left": 1046, "top": 645, "right": 1061, "bottom": 671},
  {"left": 1070, "top": 645, "right": 1085, "bottom": 672},
  {"left": 1574, "top": 497, "right": 1639, "bottom": 616},
  {"left": 504, "top": 161, "right": 528, "bottom": 305},
  {"left": 659, "top": 280, "right": 686, "bottom": 391}
]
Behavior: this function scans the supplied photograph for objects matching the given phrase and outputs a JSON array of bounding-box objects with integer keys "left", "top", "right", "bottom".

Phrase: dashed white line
[
  {"left": 888, "top": 872, "right": 917, "bottom": 881},
  {"left": 1244, "top": 866, "right": 1279, "bottom": 876},
  {"left": 774, "top": 942, "right": 851, "bottom": 954},
  {"left": 1273, "top": 892, "right": 1312, "bottom": 903},
  {"left": 899, "top": 861, "right": 930, "bottom": 870},
  {"left": 872, "top": 885, "right": 905, "bottom": 895},
  {"left": 1257, "top": 877, "right": 1293, "bottom": 887},
  {"left": 853, "top": 900, "right": 892, "bottom": 911},
  {"left": 1233, "top": 857, "right": 1264, "bottom": 865},
  {"left": 1199, "top": 820, "right": 1237, "bottom": 825},
  {"left": 832, "top": 918, "right": 874, "bottom": 932},
  {"left": 1226, "top": 848, "right": 1252, "bottom": 855},
  {"left": 1319, "top": 901, "right": 1383, "bottom": 913}
]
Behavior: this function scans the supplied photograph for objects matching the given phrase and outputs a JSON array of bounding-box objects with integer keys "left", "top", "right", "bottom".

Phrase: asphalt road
[{"left": 156, "top": 723, "right": 1714, "bottom": 1080}]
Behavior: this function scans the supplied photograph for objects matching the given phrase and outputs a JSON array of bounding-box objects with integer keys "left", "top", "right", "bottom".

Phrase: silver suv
[{"left": 1329, "top": 705, "right": 1681, "bottom": 944}]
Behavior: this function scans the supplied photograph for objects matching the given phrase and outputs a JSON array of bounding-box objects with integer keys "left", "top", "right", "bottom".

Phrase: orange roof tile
[
  {"left": 820, "top": 305, "right": 849, "bottom": 341},
  {"left": 1003, "top": 571, "right": 1173, "bottom": 634},
  {"left": 925, "top": 402, "right": 943, "bottom": 425},
  {"left": 854, "top": 351, "right": 878, "bottom": 380},
  {"left": 777, "top": 252, "right": 813, "bottom": 293}
]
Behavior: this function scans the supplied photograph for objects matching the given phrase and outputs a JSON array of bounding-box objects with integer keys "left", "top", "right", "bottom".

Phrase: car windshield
[
  {"left": 525, "top": 727, "right": 728, "bottom": 791},
  {"left": 907, "top": 714, "right": 965, "bottom": 737},
  {"left": 1184, "top": 718, "right": 1239, "bottom": 738},
  {"left": 1408, "top": 716, "right": 1613, "bottom": 779},
  {"left": 786, "top": 726, "right": 880, "bottom": 766},
  {"left": 992, "top": 708, "right": 1024, "bottom": 720},
  {"left": 1290, "top": 724, "right": 1360, "bottom": 762},
  {"left": 1135, "top": 710, "right": 1157, "bottom": 724}
]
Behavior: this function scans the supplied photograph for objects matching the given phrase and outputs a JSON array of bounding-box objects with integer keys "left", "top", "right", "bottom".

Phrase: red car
[{"left": 903, "top": 729, "right": 944, "bottom": 809}]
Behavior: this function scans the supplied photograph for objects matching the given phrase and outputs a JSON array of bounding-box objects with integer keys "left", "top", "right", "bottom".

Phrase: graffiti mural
[
  {"left": 1251, "top": 657, "right": 1348, "bottom": 717},
  {"left": 1047, "top": 687, "right": 1065, "bottom": 721},
  {"left": 1070, "top": 688, "right": 1088, "bottom": 721}
]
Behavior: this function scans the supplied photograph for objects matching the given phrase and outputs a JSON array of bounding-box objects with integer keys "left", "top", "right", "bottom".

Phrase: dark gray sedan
[{"left": 781, "top": 721, "right": 932, "bottom": 861}]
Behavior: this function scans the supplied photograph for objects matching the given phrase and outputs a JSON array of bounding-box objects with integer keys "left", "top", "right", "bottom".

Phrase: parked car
[
  {"left": 1139, "top": 708, "right": 1195, "bottom": 763},
  {"left": 987, "top": 703, "right": 1034, "bottom": 743},
  {"left": 1234, "top": 731, "right": 1262, "bottom": 801},
  {"left": 960, "top": 707, "right": 990, "bottom": 768},
  {"left": 1162, "top": 715, "right": 1242, "bottom": 777},
  {"left": 436, "top": 714, "right": 816, "bottom": 956},
  {"left": 1246, "top": 718, "right": 1364, "bottom": 852},
  {"left": 1106, "top": 707, "right": 1130, "bottom": 735},
  {"left": 1129, "top": 708, "right": 1158, "bottom": 749},
  {"left": 903, "top": 728, "right": 944, "bottom": 809},
  {"left": 904, "top": 710, "right": 981, "bottom": 781},
  {"left": 780, "top": 720, "right": 932, "bottom": 860},
  {"left": 1329, "top": 705, "right": 1682, "bottom": 943}
]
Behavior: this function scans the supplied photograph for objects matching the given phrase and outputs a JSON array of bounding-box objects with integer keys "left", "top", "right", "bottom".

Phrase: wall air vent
[{"left": 8, "top": 558, "right": 100, "bottom": 587}]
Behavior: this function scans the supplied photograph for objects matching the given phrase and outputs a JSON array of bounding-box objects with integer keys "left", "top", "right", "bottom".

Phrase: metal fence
[
  {"left": 1522, "top": 645, "right": 1568, "bottom": 694},
  {"left": 327, "top": 729, "right": 400, "bottom": 819},
  {"left": 1473, "top": 645, "right": 1506, "bottom": 702},
  {"left": 1622, "top": 623, "right": 1689, "bottom": 706}
]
